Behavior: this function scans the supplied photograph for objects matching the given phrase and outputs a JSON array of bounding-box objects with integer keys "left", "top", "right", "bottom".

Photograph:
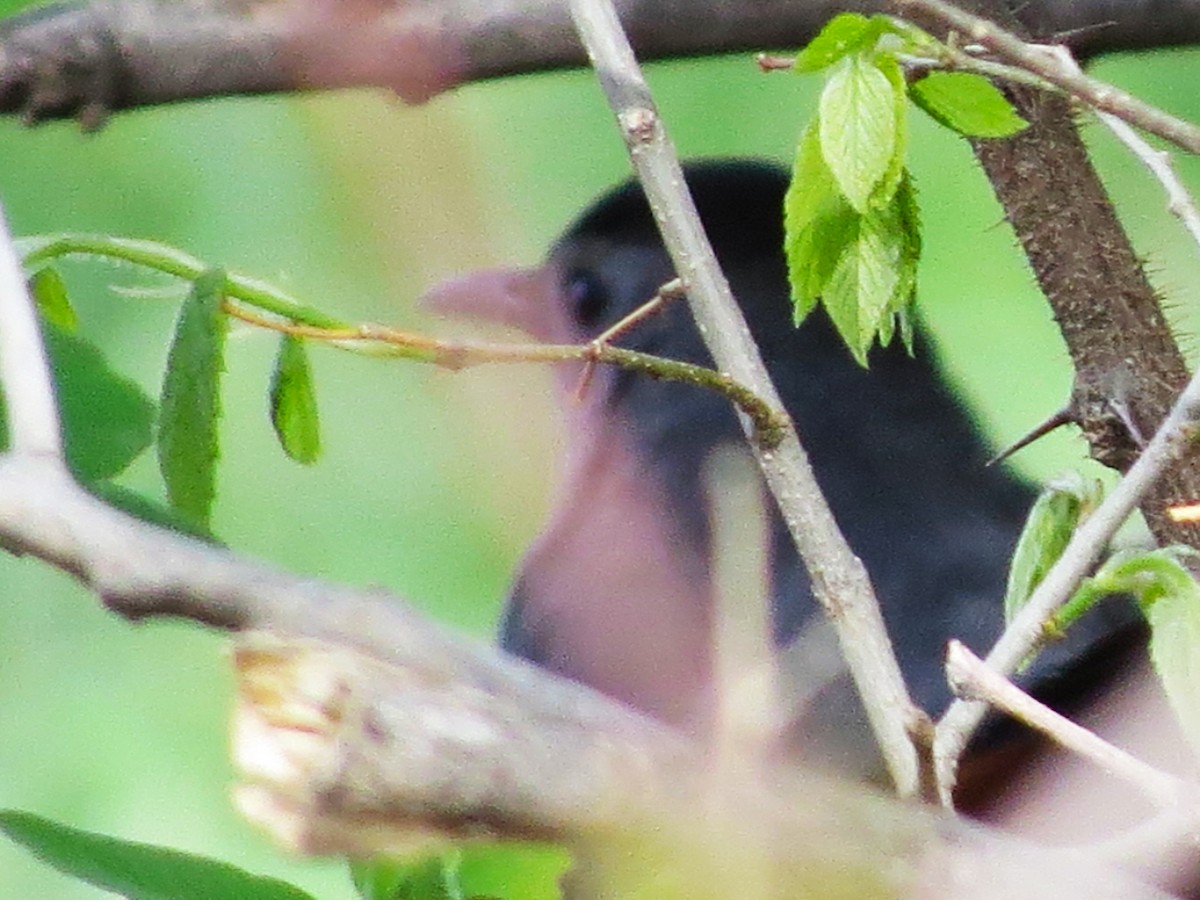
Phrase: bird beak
[{"left": 420, "top": 265, "right": 561, "bottom": 342}]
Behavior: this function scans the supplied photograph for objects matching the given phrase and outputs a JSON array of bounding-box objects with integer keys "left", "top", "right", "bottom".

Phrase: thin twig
[
  {"left": 1065, "top": 55, "right": 1200, "bottom": 255},
  {"left": 935, "top": 365, "right": 1200, "bottom": 804},
  {"left": 0, "top": 206, "right": 62, "bottom": 458},
  {"left": 946, "top": 641, "right": 1191, "bottom": 810},
  {"left": 575, "top": 276, "right": 686, "bottom": 400},
  {"left": 894, "top": 0, "right": 1200, "bottom": 154},
  {"left": 568, "top": 0, "right": 922, "bottom": 797},
  {"left": 222, "top": 299, "right": 788, "bottom": 449}
]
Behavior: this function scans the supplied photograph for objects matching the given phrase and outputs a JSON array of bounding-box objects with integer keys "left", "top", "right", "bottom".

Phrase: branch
[
  {"left": 945, "top": 641, "right": 1192, "bottom": 810},
  {"left": 896, "top": 0, "right": 1200, "bottom": 154},
  {"left": 935, "top": 354, "right": 1200, "bottom": 801},
  {"left": 5, "top": 1, "right": 1200, "bottom": 125},
  {"left": 567, "top": 0, "right": 924, "bottom": 798},
  {"left": 0, "top": 177, "right": 1178, "bottom": 900}
]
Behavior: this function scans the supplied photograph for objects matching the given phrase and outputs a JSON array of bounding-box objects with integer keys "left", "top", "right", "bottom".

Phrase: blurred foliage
[{"left": 0, "top": 13, "right": 1196, "bottom": 897}]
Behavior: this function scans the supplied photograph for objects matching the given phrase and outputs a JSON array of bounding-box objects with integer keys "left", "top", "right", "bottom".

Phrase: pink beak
[{"left": 420, "top": 265, "right": 563, "bottom": 342}]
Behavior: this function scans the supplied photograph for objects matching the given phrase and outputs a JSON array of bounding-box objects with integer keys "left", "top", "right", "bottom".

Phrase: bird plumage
[{"left": 427, "top": 159, "right": 1141, "bottom": 785}]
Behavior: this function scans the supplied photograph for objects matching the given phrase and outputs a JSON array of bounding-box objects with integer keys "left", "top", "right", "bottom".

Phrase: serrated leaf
[
  {"left": 1004, "top": 473, "right": 1099, "bottom": 624},
  {"left": 158, "top": 268, "right": 228, "bottom": 530},
  {"left": 40, "top": 321, "right": 155, "bottom": 482},
  {"left": 784, "top": 121, "right": 859, "bottom": 322},
  {"left": 792, "top": 13, "right": 874, "bottom": 73},
  {"left": 871, "top": 54, "right": 909, "bottom": 208},
  {"left": 0, "top": 810, "right": 314, "bottom": 900},
  {"left": 823, "top": 202, "right": 906, "bottom": 364},
  {"left": 29, "top": 267, "right": 78, "bottom": 331},
  {"left": 910, "top": 71, "right": 1029, "bottom": 138},
  {"left": 819, "top": 54, "right": 898, "bottom": 213},
  {"left": 888, "top": 170, "right": 921, "bottom": 340},
  {"left": 269, "top": 335, "right": 321, "bottom": 465}
]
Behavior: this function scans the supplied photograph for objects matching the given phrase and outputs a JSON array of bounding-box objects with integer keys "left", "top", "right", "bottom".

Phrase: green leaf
[
  {"left": 87, "top": 481, "right": 219, "bottom": 543},
  {"left": 42, "top": 321, "right": 156, "bottom": 482},
  {"left": 1004, "top": 473, "right": 1101, "bottom": 624},
  {"left": 352, "top": 854, "right": 463, "bottom": 900},
  {"left": 269, "top": 335, "right": 322, "bottom": 465},
  {"left": 819, "top": 54, "right": 899, "bottom": 213},
  {"left": 871, "top": 54, "right": 909, "bottom": 208},
  {"left": 910, "top": 71, "right": 1029, "bottom": 138},
  {"left": 792, "top": 13, "right": 874, "bottom": 73},
  {"left": 823, "top": 210, "right": 901, "bottom": 364},
  {"left": 784, "top": 121, "right": 859, "bottom": 323},
  {"left": 1077, "top": 548, "right": 1200, "bottom": 756},
  {"left": 352, "top": 844, "right": 570, "bottom": 900},
  {"left": 457, "top": 843, "right": 570, "bottom": 900},
  {"left": 29, "top": 267, "right": 78, "bottom": 332},
  {"left": 0, "top": 809, "right": 314, "bottom": 900},
  {"left": 1145, "top": 560, "right": 1200, "bottom": 756},
  {"left": 158, "top": 268, "right": 228, "bottom": 530}
]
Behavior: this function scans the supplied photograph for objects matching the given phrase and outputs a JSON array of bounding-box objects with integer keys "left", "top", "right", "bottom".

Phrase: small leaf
[
  {"left": 158, "top": 268, "right": 228, "bottom": 529},
  {"left": 0, "top": 809, "right": 314, "bottom": 900},
  {"left": 269, "top": 335, "right": 322, "bottom": 465},
  {"left": 870, "top": 54, "right": 909, "bottom": 208},
  {"left": 1004, "top": 473, "right": 1100, "bottom": 624},
  {"left": 1147, "top": 580, "right": 1200, "bottom": 755},
  {"left": 910, "top": 71, "right": 1029, "bottom": 138},
  {"left": 819, "top": 54, "right": 899, "bottom": 212},
  {"left": 29, "top": 267, "right": 78, "bottom": 331},
  {"left": 351, "top": 844, "right": 570, "bottom": 900},
  {"left": 823, "top": 209, "right": 902, "bottom": 364},
  {"left": 41, "top": 321, "right": 156, "bottom": 482},
  {"left": 792, "top": 13, "right": 874, "bottom": 73},
  {"left": 457, "top": 843, "right": 571, "bottom": 900},
  {"left": 87, "top": 481, "right": 218, "bottom": 543},
  {"left": 1079, "top": 548, "right": 1200, "bottom": 756},
  {"left": 352, "top": 854, "right": 463, "bottom": 900},
  {"left": 784, "top": 121, "right": 858, "bottom": 322}
]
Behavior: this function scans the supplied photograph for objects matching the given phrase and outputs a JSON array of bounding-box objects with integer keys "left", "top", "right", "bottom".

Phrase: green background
[{"left": 0, "top": 4, "right": 1198, "bottom": 895}]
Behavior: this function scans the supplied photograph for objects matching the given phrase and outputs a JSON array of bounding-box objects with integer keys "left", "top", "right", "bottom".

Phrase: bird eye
[{"left": 565, "top": 269, "right": 609, "bottom": 332}]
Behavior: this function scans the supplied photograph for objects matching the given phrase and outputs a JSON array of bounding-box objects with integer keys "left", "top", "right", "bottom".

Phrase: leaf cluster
[{"left": 785, "top": 13, "right": 1027, "bottom": 363}]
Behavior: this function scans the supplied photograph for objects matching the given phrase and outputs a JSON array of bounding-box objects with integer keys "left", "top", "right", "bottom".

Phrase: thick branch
[{"left": 3, "top": 1, "right": 1200, "bottom": 124}]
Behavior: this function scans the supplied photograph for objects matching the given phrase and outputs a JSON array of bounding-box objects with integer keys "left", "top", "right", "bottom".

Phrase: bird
[{"left": 424, "top": 159, "right": 1143, "bottom": 790}]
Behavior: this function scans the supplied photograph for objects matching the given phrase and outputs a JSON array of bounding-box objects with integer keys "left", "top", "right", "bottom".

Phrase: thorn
[
  {"left": 1107, "top": 396, "right": 1148, "bottom": 449},
  {"left": 987, "top": 407, "right": 1074, "bottom": 467}
]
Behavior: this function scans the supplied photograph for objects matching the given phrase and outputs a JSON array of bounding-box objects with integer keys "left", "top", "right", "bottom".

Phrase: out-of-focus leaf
[
  {"left": 269, "top": 335, "right": 321, "bottom": 465},
  {"left": 44, "top": 321, "right": 155, "bottom": 482},
  {"left": 158, "top": 268, "right": 228, "bottom": 529},
  {"left": 29, "top": 267, "right": 78, "bottom": 331},
  {"left": 1073, "top": 548, "right": 1200, "bottom": 756},
  {"left": 1004, "top": 473, "right": 1101, "bottom": 624},
  {"left": 352, "top": 855, "right": 462, "bottom": 900},
  {"left": 1145, "top": 561, "right": 1200, "bottom": 756},
  {"left": 457, "top": 843, "right": 570, "bottom": 900},
  {"left": 352, "top": 844, "right": 570, "bottom": 900},
  {"left": 86, "top": 481, "right": 218, "bottom": 543},
  {"left": 0, "top": 809, "right": 315, "bottom": 900}
]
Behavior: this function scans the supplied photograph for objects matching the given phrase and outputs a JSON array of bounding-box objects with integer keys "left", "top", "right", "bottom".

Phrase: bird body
[{"left": 427, "top": 160, "right": 1140, "bottom": 784}]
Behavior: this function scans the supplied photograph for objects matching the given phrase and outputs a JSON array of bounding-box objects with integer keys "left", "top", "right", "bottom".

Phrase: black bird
[{"left": 426, "top": 160, "right": 1142, "bottom": 788}]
